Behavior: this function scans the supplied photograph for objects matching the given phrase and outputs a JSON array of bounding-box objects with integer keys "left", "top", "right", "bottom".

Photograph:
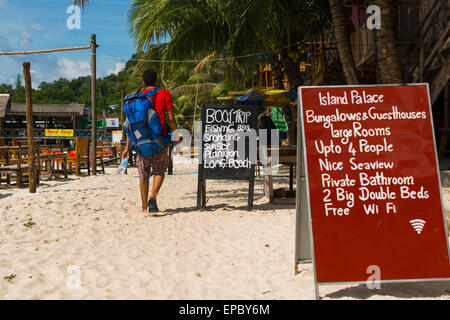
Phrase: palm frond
[{"left": 171, "top": 83, "right": 218, "bottom": 96}]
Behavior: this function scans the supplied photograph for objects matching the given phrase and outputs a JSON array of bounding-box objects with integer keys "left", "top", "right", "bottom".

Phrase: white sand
[{"left": 0, "top": 162, "right": 450, "bottom": 300}]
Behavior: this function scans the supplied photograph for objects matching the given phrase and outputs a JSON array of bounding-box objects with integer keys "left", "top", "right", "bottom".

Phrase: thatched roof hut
[
  {"left": 8, "top": 103, "right": 84, "bottom": 116},
  {"left": 0, "top": 100, "right": 86, "bottom": 136},
  {"left": 0, "top": 94, "right": 11, "bottom": 118},
  {"left": 0, "top": 94, "right": 11, "bottom": 132}
]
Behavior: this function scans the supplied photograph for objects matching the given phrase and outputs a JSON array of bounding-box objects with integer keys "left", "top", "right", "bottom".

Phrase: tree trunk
[
  {"left": 329, "top": 0, "right": 359, "bottom": 84},
  {"left": 369, "top": 0, "right": 403, "bottom": 84},
  {"left": 269, "top": 54, "right": 285, "bottom": 89}
]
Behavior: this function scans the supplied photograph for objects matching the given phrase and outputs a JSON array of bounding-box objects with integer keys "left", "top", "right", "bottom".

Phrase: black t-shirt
[{"left": 258, "top": 115, "right": 278, "bottom": 146}]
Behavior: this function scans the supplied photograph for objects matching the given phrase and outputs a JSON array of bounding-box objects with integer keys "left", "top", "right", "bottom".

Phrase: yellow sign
[
  {"left": 111, "top": 130, "right": 123, "bottom": 144},
  {"left": 45, "top": 129, "right": 74, "bottom": 137}
]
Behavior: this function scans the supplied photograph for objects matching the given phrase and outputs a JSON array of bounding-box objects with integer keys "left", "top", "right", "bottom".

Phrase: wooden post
[
  {"left": 120, "top": 90, "right": 125, "bottom": 157},
  {"left": 23, "top": 62, "right": 36, "bottom": 193},
  {"left": 445, "top": 83, "right": 449, "bottom": 129},
  {"left": 197, "top": 161, "right": 204, "bottom": 208},
  {"left": 120, "top": 90, "right": 124, "bottom": 132},
  {"left": 168, "top": 145, "right": 173, "bottom": 175},
  {"left": 90, "top": 34, "right": 97, "bottom": 175}
]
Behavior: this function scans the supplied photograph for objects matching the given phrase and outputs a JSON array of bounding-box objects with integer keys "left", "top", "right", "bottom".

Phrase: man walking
[{"left": 122, "top": 69, "right": 178, "bottom": 213}]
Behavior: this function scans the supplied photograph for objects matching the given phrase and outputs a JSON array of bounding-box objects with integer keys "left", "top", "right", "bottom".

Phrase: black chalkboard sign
[{"left": 197, "top": 104, "right": 258, "bottom": 210}]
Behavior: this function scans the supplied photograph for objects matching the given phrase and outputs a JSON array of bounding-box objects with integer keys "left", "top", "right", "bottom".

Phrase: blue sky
[{"left": 0, "top": 0, "right": 137, "bottom": 88}]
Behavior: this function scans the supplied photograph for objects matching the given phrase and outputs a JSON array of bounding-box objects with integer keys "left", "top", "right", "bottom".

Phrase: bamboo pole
[
  {"left": 0, "top": 46, "right": 91, "bottom": 56},
  {"left": 91, "top": 34, "right": 97, "bottom": 175},
  {"left": 23, "top": 61, "right": 36, "bottom": 193}
]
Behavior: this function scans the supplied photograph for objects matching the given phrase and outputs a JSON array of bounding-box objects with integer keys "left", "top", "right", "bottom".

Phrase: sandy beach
[{"left": 1, "top": 161, "right": 450, "bottom": 300}]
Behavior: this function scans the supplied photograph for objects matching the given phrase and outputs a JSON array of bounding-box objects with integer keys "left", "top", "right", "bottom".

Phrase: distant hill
[{"left": 0, "top": 55, "right": 141, "bottom": 116}]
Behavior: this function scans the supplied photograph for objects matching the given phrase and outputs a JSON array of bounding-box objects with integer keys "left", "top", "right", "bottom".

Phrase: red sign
[{"left": 300, "top": 84, "right": 450, "bottom": 284}]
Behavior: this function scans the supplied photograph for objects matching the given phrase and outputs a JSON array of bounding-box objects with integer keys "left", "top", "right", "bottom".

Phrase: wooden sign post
[
  {"left": 90, "top": 33, "right": 97, "bottom": 175},
  {"left": 23, "top": 62, "right": 36, "bottom": 193},
  {"left": 197, "top": 104, "right": 258, "bottom": 210},
  {"left": 298, "top": 84, "right": 450, "bottom": 299}
]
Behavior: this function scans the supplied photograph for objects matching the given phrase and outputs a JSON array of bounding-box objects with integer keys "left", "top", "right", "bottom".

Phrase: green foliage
[
  {"left": 16, "top": 0, "right": 332, "bottom": 128},
  {"left": 71, "top": 0, "right": 332, "bottom": 126}
]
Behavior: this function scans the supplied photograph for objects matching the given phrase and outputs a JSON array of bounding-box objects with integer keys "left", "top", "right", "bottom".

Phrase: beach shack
[
  {"left": 0, "top": 94, "right": 11, "bottom": 139},
  {"left": 0, "top": 102, "right": 85, "bottom": 140}
]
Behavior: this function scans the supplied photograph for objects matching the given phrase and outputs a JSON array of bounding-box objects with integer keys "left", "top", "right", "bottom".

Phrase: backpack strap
[{"left": 144, "top": 87, "right": 160, "bottom": 108}]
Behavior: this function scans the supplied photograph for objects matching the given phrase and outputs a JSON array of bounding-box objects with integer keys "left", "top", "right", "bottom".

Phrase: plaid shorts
[{"left": 137, "top": 147, "right": 170, "bottom": 180}]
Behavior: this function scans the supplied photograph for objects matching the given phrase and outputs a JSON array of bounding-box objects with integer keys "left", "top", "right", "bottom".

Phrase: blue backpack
[{"left": 123, "top": 88, "right": 173, "bottom": 157}]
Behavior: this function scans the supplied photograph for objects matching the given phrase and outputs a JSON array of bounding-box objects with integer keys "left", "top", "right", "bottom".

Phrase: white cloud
[
  {"left": 19, "top": 30, "right": 32, "bottom": 47},
  {"left": 107, "top": 62, "right": 125, "bottom": 75},
  {"left": 56, "top": 58, "right": 90, "bottom": 79},
  {"left": 30, "top": 23, "right": 44, "bottom": 31}
]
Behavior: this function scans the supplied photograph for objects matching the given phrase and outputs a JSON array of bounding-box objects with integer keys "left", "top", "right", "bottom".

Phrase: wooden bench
[
  {"left": 0, "top": 145, "right": 40, "bottom": 188},
  {"left": 97, "top": 141, "right": 118, "bottom": 166}
]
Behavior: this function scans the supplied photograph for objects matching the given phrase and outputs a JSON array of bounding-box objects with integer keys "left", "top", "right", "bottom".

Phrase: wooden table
[
  {"left": 40, "top": 145, "right": 69, "bottom": 179},
  {"left": 261, "top": 145, "right": 296, "bottom": 204}
]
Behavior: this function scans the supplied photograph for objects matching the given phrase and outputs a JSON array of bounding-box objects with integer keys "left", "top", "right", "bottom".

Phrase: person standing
[{"left": 122, "top": 69, "right": 178, "bottom": 213}]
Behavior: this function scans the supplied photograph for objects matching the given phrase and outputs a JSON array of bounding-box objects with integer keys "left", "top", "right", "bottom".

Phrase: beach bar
[{"left": 0, "top": 100, "right": 85, "bottom": 141}]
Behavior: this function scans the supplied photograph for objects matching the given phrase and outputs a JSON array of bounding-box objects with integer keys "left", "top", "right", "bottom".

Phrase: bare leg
[
  {"left": 149, "top": 174, "right": 164, "bottom": 200},
  {"left": 140, "top": 178, "right": 150, "bottom": 212}
]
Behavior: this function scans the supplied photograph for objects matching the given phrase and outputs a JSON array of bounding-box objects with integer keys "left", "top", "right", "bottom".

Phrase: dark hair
[{"left": 142, "top": 69, "right": 157, "bottom": 86}]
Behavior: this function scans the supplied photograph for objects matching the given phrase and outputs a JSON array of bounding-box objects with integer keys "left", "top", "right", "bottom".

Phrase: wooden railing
[{"left": 400, "top": 0, "right": 450, "bottom": 103}]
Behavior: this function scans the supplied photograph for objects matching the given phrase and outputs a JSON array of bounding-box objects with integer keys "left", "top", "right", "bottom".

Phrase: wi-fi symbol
[{"left": 409, "top": 219, "right": 426, "bottom": 234}]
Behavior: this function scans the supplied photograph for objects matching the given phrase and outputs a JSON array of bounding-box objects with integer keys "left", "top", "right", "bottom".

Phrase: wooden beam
[
  {"left": 23, "top": 62, "right": 36, "bottom": 193},
  {"left": 216, "top": 97, "right": 234, "bottom": 100},
  {"left": 0, "top": 45, "right": 91, "bottom": 56},
  {"left": 227, "top": 90, "right": 252, "bottom": 95}
]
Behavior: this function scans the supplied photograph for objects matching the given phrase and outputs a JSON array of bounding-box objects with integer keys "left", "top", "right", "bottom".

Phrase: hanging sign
[
  {"left": 45, "top": 129, "right": 74, "bottom": 137},
  {"left": 105, "top": 118, "right": 120, "bottom": 128}
]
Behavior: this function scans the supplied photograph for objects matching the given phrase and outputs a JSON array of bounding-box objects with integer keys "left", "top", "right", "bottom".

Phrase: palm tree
[
  {"left": 76, "top": 0, "right": 332, "bottom": 90},
  {"left": 369, "top": 0, "right": 403, "bottom": 84},
  {"left": 74, "top": 0, "right": 90, "bottom": 6},
  {"left": 328, "top": 0, "right": 359, "bottom": 84},
  {"left": 128, "top": 0, "right": 333, "bottom": 89}
]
